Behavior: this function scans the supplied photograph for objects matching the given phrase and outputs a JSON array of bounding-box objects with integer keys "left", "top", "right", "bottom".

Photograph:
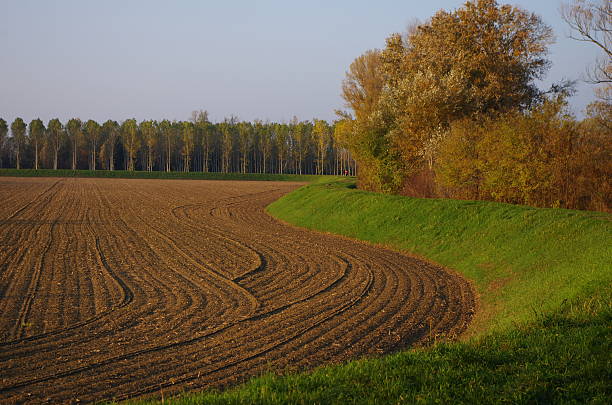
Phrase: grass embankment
[
  {"left": 268, "top": 179, "right": 611, "bottom": 335},
  {"left": 115, "top": 178, "right": 608, "bottom": 403},
  {"left": 0, "top": 168, "right": 334, "bottom": 183}
]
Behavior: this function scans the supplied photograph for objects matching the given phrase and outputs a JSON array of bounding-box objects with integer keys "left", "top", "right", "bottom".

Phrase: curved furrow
[{"left": 0, "top": 179, "right": 476, "bottom": 404}]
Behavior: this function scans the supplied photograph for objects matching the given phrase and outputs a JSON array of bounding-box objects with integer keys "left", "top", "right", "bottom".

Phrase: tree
[
  {"left": 181, "top": 121, "right": 195, "bottom": 172},
  {"left": 84, "top": 119, "right": 101, "bottom": 170},
  {"left": 219, "top": 120, "right": 234, "bottom": 173},
  {"left": 66, "top": 118, "right": 83, "bottom": 170},
  {"left": 29, "top": 118, "right": 45, "bottom": 170},
  {"left": 158, "top": 120, "right": 174, "bottom": 172},
  {"left": 47, "top": 119, "right": 63, "bottom": 170},
  {"left": 238, "top": 122, "right": 252, "bottom": 173},
  {"left": 312, "top": 119, "right": 330, "bottom": 175},
  {"left": 101, "top": 120, "right": 119, "bottom": 170},
  {"left": 192, "top": 110, "right": 210, "bottom": 172},
  {"left": 258, "top": 121, "right": 273, "bottom": 174},
  {"left": 11, "top": 118, "right": 27, "bottom": 169},
  {"left": 140, "top": 120, "right": 157, "bottom": 171},
  {"left": 389, "top": 0, "right": 552, "bottom": 154},
  {"left": 291, "top": 117, "right": 311, "bottom": 175},
  {"left": 561, "top": 0, "right": 611, "bottom": 96},
  {"left": 200, "top": 120, "right": 213, "bottom": 172},
  {"left": 342, "top": 0, "right": 555, "bottom": 193},
  {"left": 332, "top": 118, "right": 356, "bottom": 176},
  {"left": 274, "top": 123, "right": 289, "bottom": 174},
  {"left": 0, "top": 118, "right": 9, "bottom": 168},
  {"left": 341, "top": 49, "right": 384, "bottom": 121},
  {"left": 121, "top": 119, "right": 140, "bottom": 171}
]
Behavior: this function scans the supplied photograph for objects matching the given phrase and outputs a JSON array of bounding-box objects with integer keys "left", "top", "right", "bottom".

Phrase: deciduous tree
[
  {"left": 312, "top": 119, "right": 331, "bottom": 175},
  {"left": 66, "top": 118, "right": 83, "bottom": 170},
  {"left": 84, "top": 119, "right": 101, "bottom": 170},
  {"left": 238, "top": 122, "right": 252, "bottom": 173},
  {"left": 11, "top": 118, "right": 27, "bottom": 169},
  {"left": 561, "top": 0, "right": 611, "bottom": 95},
  {"left": 47, "top": 119, "right": 63, "bottom": 170},
  {"left": 181, "top": 121, "right": 195, "bottom": 172},
  {"left": 341, "top": 49, "right": 384, "bottom": 121},
  {"left": 121, "top": 119, "right": 140, "bottom": 171},
  {"left": 101, "top": 120, "right": 119, "bottom": 171},
  {"left": 140, "top": 120, "right": 157, "bottom": 172},
  {"left": 28, "top": 118, "right": 45, "bottom": 170}
]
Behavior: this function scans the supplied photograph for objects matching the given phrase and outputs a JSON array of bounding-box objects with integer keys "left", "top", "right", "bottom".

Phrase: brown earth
[{"left": 0, "top": 177, "right": 476, "bottom": 403}]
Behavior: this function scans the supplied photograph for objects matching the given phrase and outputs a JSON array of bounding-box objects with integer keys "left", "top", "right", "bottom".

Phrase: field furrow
[{"left": 0, "top": 177, "right": 475, "bottom": 403}]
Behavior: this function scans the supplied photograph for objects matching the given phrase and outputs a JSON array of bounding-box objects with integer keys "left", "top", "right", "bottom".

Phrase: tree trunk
[
  {"left": 72, "top": 139, "right": 77, "bottom": 170},
  {"left": 35, "top": 141, "right": 39, "bottom": 170}
]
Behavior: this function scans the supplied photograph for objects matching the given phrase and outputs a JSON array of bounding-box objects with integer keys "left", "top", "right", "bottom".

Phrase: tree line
[
  {"left": 337, "top": 0, "right": 610, "bottom": 211},
  {"left": 0, "top": 112, "right": 356, "bottom": 176}
]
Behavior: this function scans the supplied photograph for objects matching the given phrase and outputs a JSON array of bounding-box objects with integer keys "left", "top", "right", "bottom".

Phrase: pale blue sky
[{"left": 0, "top": 0, "right": 601, "bottom": 124}]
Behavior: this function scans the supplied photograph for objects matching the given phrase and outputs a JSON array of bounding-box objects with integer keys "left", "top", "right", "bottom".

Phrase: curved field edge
[
  {"left": 267, "top": 179, "right": 611, "bottom": 335},
  {"left": 123, "top": 178, "right": 611, "bottom": 404}
]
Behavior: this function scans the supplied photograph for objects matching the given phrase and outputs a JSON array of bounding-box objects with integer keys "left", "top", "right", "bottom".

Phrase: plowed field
[{"left": 0, "top": 177, "right": 476, "bottom": 403}]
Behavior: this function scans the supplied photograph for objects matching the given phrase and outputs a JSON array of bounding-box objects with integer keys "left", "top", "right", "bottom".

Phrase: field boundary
[{"left": 0, "top": 168, "right": 340, "bottom": 183}]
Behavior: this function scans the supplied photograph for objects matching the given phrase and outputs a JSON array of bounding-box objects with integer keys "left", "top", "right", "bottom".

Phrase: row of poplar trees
[
  {"left": 337, "top": 0, "right": 611, "bottom": 211},
  {"left": 0, "top": 112, "right": 356, "bottom": 176}
]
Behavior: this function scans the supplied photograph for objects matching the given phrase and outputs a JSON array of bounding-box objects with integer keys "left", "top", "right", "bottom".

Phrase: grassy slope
[
  {"left": 0, "top": 169, "right": 333, "bottom": 183},
  {"left": 99, "top": 178, "right": 608, "bottom": 403},
  {"left": 268, "top": 179, "right": 611, "bottom": 334}
]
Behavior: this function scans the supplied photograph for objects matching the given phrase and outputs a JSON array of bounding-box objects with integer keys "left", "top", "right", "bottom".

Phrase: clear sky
[{"left": 0, "top": 0, "right": 602, "bottom": 125}]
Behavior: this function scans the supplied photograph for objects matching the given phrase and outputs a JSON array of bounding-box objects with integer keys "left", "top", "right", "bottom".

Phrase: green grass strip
[{"left": 0, "top": 169, "right": 337, "bottom": 183}]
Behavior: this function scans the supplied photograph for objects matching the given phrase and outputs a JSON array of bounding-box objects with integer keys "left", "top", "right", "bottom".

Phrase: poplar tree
[
  {"left": 238, "top": 122, "right": 252, "bottom": 173},
  {"left": 47, "top": 119, "right": 63, "bottom": 170},
  {"left": 140, "top": 120, "right": 157, "bottom": 171},
  {"left": 66, "top": 118, "right": 83, "bottom": 170},
  {"left": 11, "top": 118, "right": 27, "bottom": 169},
  {"left": 101, "top": 120, "right": 119, "bottom": 171},
  {"left": 181, "top": 121, "right": 195, "bottom": 172},
  {"left": 313, "top": 119, "right": 331, "bottom": 175},
  {"left": 121, "top": 119, "right": 140, "bottom": 171},
  {"left": 28, "top": 118, "right": 45, "bottom": 170},
  {"left": 84, "top": 119, "right": 101, "bottom": 170},
  {"left": 274, "top": 123, "right": 288, "bottom": 174},
  {"left": 220, "top": 121, "right": 234, "bottom": 173}
]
